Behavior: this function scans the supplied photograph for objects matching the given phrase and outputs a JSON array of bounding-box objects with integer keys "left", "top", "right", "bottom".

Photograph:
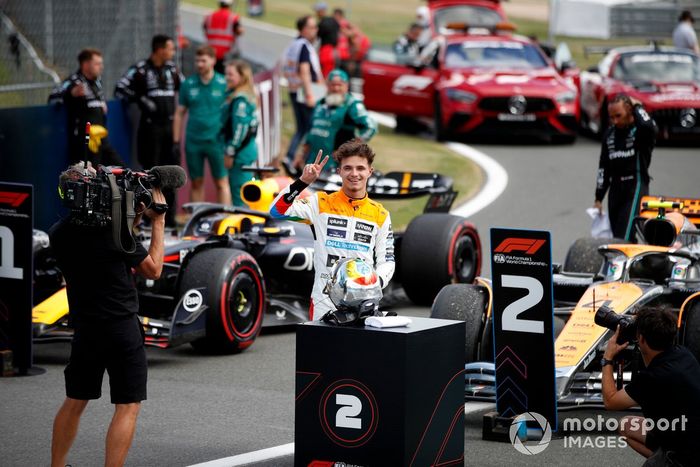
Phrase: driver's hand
[
  {"left": 299, "top": 150, "right": 330, "bottom": 185},
  {"left": 594, "top": 200, "right": 603, "bottom": 214}
]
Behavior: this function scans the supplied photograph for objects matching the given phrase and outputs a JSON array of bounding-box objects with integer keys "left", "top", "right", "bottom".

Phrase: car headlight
[
  {"left": 555, "top": 91, "right": 576, "bottom": 104},
  {"left": 446, "top": 89, "right": 477, "bottom": 104}
]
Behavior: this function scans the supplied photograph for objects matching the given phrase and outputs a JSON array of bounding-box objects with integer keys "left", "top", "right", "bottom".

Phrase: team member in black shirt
[
  {"left": 602, "top": 306, "right": 700, "bottom": 466},
  {"left": 49, "top": 49, "right": 123, "bottom": 167},
  {"left": 49, "top": 163, "right": 166, "bottom": 467},
  {"left": 115, "top": 35, "right": 183, "bottom": 227},
  {"left": 593, "top": 94, "right": 657, "bottom": 240}
]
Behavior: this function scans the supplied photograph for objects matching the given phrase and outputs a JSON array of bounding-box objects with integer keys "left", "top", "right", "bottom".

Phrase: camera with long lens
[
  {"left": 59, "top": 164, "right": 186, "bottom": 252},
  {"left": 594, "top": 305, "right": 638, "bottom": 344}
]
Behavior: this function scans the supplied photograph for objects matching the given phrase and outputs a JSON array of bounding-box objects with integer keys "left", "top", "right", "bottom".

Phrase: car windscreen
[
  {"left": 613, "top": 52, "right": 700, "bottom": 83},
  {"left": 444, "top": 41, "right": 548, "bottom": 69},
  {"left": 433, "top": 6, "right": 503, "bottom": 32}
]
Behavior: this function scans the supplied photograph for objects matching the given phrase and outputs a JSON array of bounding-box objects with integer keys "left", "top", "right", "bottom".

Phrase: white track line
[
  {"left": 464, "top": 401, "right": 496, "bottom": 415},
  {"left": 188, "top": 443, "right": 294, "bottom": 467},
  {"left": 369, "top": 112, "right": 508, "bottom": 219},
  {"left": 446, "top": 142, "right": 508, "bottom": 218}
]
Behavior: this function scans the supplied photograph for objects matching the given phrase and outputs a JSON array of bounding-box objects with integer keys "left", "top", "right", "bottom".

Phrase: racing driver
[
  {"left": 594, "top": 94, "right": 657, "bottom": 240},
  {"left": 270, "top": 139, "right": 395, "bottom": 319}
]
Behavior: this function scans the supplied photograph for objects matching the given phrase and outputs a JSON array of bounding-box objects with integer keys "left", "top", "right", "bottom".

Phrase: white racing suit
[{"left": 270, "top": 179, "right": 395, "bottom": 319}]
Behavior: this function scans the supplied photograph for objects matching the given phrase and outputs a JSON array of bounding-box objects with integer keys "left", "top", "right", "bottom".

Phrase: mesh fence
[
  {"left": 0, "top": 11, "right": 59, "bottom": 107},
  {"left": 0, "top": 0, "right": 178, "bottom": 107}
]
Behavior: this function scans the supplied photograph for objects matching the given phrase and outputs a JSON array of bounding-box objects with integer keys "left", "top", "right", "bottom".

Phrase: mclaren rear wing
[{"left": 639, "top": 195, "right": 700, "bottom": 228}]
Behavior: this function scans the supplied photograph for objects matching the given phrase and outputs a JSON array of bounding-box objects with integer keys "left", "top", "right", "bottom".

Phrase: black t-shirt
[
  {"left": 625, "top": 346, "right": 700, "bottom": 459},
  {"left": 49, "top": 218, "right": 148, "bottom": 323},
  {"left": 298, "top": 43, "right": 319, "bottom": 83}
]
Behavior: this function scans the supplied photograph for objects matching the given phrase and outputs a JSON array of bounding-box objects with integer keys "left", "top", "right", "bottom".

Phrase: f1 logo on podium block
[{"left": 319, "top": 379, "right": 379, "bottom": 448}]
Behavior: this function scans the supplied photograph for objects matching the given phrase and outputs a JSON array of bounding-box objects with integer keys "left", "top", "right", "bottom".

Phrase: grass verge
[
  {"left": 278, "top": 93, "right": 481, "bottom": 230},
  {"left": 186, "top": 0, "right": 651, "bottom": 69}
]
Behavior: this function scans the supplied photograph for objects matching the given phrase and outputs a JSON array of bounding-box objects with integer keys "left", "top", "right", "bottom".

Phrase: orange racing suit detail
[{"left": 270, "top": 179, "right": 395, "bottom": 318}]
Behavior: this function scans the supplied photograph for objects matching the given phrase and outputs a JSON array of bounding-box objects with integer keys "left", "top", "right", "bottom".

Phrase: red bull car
[
  {"left": 579, "top": 44, "right": 700, "bottom": 141},
  {"left": 361, "top": 26, "right": 579, "bottom": 142}
]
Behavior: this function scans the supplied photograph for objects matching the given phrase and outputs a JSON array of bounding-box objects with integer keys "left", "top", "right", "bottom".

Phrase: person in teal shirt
[
  {"left": 221, "top": 59, "right": 259, "bottom": 206},
  {"left": 173, "top": 45, "right": 231, "bottom": 204},
  {"left": 294, "top": 68, "right": 377, "bottom": 173}
]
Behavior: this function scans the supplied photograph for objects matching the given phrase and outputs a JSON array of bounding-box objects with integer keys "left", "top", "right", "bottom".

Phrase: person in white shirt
[{"left": 673, "top": 10, "right": 700, "bottom": 55}]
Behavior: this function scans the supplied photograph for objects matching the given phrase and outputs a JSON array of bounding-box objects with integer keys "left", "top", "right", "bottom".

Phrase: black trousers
[
  {"left": 608, "top": 177, "right": 648, "bottom": 241},
  {"left": 68, "top": 135, "right": 123, "bottom": 168},
  {"left": 137, "top": 121, "right": 178, "bottom": 227}
]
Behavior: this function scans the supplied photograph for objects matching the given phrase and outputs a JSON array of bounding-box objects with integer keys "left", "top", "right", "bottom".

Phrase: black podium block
[{"left": 295, "top": 317, "right": 465, "bottom": 466}]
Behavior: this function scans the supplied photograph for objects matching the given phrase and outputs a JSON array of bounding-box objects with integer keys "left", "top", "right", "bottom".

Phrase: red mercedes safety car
[
  {"left": 579, "top": 45, "right": 700, "bottom": 141},
  {"left": 426, "top": 0, "right": 507, "bottom": 33},
  {"left": 361, "top": 26, "right": 579, "bottom": 142}
]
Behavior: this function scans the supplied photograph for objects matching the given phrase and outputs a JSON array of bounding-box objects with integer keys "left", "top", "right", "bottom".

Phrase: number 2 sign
[{"left": 490, "top": 228, "right": 557, "bottom": 427}]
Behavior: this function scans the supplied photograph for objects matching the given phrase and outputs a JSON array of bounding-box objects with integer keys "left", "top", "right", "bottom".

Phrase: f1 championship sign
[
  {"left": 0, "top": 183, "right": 33, "bottom": 374},
  {"left": 491, "top": 228, "right": 557, "bottom": 426}
]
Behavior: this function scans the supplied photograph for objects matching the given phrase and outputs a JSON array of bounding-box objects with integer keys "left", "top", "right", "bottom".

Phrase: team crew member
[
  {"left": 673, "top": 10, "right": 699, "bottom": 55},
  {"left": 602, "top": 307, "right": 700, "bottom": 466},
  {"left": 314, "top": 1, "right": 340, "bottom": 76},
  {"left": 296, "top": 69, "right": 376, "bottom": 173},
  {"left": 174, "top": 45, "right": 231, "bottom": 204},
  {"left": 50, "top": 164, "right": 166, "bottom": 467},
  {"left": 115, "top": 34, "right": 182, "bottom": 227},
  {"left": 393, "top": 23, "right": 424, "bottom": 58},
  {"left": 222, "top": 60, "right": 258, "bottom": 206},
  {"left": 282, "top": 15, "right": 324, "bottom": 171},
  {"left": 203, "top": 0, "right": 244, "bottom": 74},
  {"left": 594, "top": 94, "right": 656, "bottom": 240},
  {"left": 270, "top": 140, "right": 395, "bottom": 318},
  {"left": 49, "top": 48, "right": 123, "bottom": 166}
]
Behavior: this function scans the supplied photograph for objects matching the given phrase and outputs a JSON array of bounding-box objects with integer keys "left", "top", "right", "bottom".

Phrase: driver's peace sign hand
[{"left": 299, "top": 150, "right": 330, "bottom": 184}]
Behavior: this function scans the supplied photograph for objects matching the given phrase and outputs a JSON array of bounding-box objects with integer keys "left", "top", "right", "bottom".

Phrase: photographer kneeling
[
  {"left": 50, "top": 163, "right": 167, "bottom": 467},
  {"left": 602, "top": 306, "right": 700, "bottom": 466}
]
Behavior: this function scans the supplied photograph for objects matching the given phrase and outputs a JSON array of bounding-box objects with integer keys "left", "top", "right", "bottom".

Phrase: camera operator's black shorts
[{"left": 65, "top": 315, "right": 147, "bottom": 404}]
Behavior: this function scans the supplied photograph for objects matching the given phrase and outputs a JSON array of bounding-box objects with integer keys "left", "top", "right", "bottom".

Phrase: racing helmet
[{"left": 327, "top": 258, "right": 383, "bottom": 310}]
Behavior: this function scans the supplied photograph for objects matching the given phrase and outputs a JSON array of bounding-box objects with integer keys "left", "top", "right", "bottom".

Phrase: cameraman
[
  {"left": 49, "top": 163, "right": 166, "bottom": 467},
  {"left": 602, "top": 306, "right": 700, "bottom": 466}
]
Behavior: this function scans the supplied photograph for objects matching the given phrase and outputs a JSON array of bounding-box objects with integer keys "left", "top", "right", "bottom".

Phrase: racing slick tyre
[
  {"left": 181, "top": 248, "right": 265, "bottom": 354},
  {"left": 431, "top": 284, "right": 487, "bottom": 362},
  {"left": 400, "top": 213, "right": 481, "bottom": 306},
  {"left": 563, "top": 237, "right": 627, "bottom": 274},
  {"left": 434, "top": 94, "right": 448, "bottom": 142},
  {"left": 680, "top": 300, "right": 700, "bottom": 364}
]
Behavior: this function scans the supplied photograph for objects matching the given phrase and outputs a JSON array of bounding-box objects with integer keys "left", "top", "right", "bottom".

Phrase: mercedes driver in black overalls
[{"left": 594, "top": 95, "right": 657, "bottom": 240}]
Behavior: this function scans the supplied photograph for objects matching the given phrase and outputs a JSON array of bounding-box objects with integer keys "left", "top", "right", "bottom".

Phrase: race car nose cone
[{"left": 508, "top": 95, "right": 527, "bottom": 115}]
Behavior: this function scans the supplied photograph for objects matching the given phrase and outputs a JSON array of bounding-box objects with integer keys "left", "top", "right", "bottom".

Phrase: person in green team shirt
[
  {"left": 221, "top": 60, "right": 259, "bottom": 206},
  {"left": 173, "top": 45, "right": 231, "bottom": 204},
  {"left": 294, "top": 68, "right": 377, "bottom": 173}
]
